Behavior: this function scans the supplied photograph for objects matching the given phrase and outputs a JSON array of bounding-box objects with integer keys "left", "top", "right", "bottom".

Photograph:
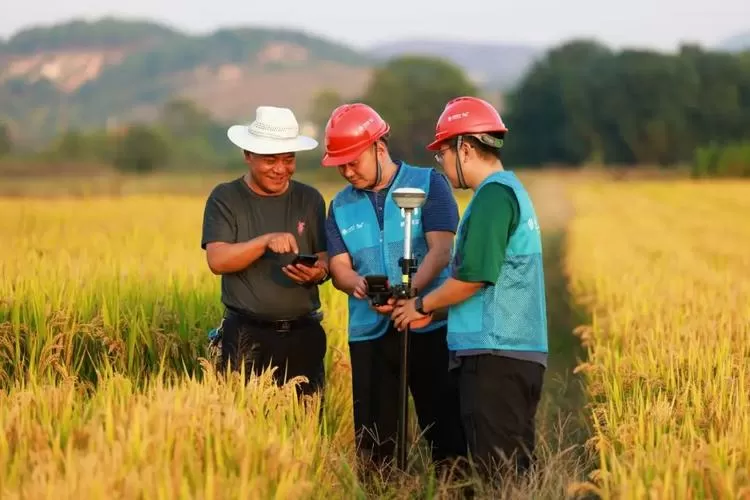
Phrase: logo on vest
[
  {"left": 341, "top": 222, "right": 366, "bottom": 236},
  {"left": 527, "top": 217, "right": 540, "bottom": 231}
]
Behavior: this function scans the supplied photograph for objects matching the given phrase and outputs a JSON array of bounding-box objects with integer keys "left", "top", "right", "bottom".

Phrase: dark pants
[
  {"left": 218, "top": 309, "right": 327, "bottom": 398},
  {"left": 458, "top": 354, "right": 545, "bottom": 480},
  {"left": 349, "top": 323, "right": 467, "bottom": 469}
]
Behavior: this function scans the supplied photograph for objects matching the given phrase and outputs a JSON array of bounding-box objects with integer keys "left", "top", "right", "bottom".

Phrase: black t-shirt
[{"left": 201, "top": 177, "right": 327, "bottom": 319}]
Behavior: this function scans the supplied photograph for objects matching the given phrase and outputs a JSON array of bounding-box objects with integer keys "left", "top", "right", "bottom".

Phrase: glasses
[{"left": 434, "top": 148, "right": 450, "bottom": 166}]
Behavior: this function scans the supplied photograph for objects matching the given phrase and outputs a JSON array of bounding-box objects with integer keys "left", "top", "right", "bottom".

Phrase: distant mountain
[
  {"left": 368, "top": 39, "right": 543, "bottom": 90},
  {"left": 0, "top": 18, "right": 375, "bottom": 144},
  {"left": 718, "top": 31, "right": 750, "bottom": 52}
]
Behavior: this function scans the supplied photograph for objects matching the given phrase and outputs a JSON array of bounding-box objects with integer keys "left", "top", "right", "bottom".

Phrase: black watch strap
[{"left": 415, "top": 296, "right": 427, "bottom": 315}]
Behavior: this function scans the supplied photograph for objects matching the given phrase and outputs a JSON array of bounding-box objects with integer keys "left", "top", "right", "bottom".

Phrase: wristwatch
[
  {"left": 316, "top": 267, "right": 330, "bottom": 284},
  {"left": 415, "top": 296, "right": 428, "bottom": 315}
]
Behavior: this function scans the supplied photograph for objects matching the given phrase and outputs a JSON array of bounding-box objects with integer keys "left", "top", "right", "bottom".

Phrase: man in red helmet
[
  {"left": 321, "top": 103, "right": 467, "bottom": 471},
  {"left": 392, "top": 96, "right": 549, "bottom": 481}
]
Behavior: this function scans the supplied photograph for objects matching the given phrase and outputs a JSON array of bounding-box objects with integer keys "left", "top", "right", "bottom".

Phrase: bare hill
[{"left": 0, "top": 18, "right": 374, "bottom": 144}]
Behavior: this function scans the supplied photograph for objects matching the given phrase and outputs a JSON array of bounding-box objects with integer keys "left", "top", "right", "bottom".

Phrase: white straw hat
[{"left": 227, "top": 106, "right": 318, "bottom": 154}]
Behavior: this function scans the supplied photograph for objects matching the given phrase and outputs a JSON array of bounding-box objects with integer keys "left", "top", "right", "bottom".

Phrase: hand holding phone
[
  {"left": 283, "top": 253, "right": 323, "bottom": 285},
  {"left": 291, "top": 253, "right": 319, "bottom": 267}
]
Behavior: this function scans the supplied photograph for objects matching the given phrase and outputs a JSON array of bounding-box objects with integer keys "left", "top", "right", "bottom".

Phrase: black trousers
[
  {"left": 458, "top": 354, "right": 545, "bottom": 479},
  {"left": 349, "top": 323, "right": 467, "bottom": 468},
  {"left": 218, "top": 309, "right": 327, "bottom": 398}
]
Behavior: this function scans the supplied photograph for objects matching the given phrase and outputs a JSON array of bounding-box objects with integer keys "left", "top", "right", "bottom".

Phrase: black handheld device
[
  {"left": 365, "top": 274, "right": 391, "bottom": 306},
  {"left": 291, "top": 253, "right": 319, "bottom": 267}
]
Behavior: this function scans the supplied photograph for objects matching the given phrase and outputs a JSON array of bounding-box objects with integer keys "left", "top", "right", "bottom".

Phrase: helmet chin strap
[
  {"left": 364, "top": 143, "right": 383, "bottom": 191},
  {"left": 455, "top": 135, "right": 469, "bottom": 189}
]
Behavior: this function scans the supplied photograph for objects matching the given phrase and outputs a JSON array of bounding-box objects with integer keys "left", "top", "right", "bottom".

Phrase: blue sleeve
[
  {"left": 325, "top": 203, "right": 349, "bottom": 258},
  {"left": 421, "top": 170, "right": 459, "bottom": 233}
]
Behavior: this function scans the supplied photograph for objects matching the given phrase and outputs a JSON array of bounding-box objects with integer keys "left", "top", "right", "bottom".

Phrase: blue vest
[
  {"left": 331, "top": 163, "right": 451, "bottom": 342},
  {"left": 447, "top": 171, "right": 548, "bottom": 353}
]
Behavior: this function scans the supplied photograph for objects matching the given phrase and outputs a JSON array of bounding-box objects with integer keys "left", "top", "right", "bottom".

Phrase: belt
[{"left": 225, "top": 307, "right": 322, "bottom": 332}]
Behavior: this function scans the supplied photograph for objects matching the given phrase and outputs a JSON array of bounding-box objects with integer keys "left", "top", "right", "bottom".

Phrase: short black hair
[{"left": 448, "top": 132, "right": 505, "bottom": 160}]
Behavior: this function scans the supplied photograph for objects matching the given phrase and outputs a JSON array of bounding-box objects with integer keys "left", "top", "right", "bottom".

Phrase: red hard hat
[
  {"left": 426, "top": 96, "right": 508, "bottom": 151},
  {"left": 321, "top": 103, "right": 390, "bottom": 167}
]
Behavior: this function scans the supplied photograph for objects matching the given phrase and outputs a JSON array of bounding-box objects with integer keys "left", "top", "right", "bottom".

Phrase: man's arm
[
  {"left": 329, "top": 253, "right": 367, "bottom": 298},
  {"left": 201, "top": 186, "right": 280, "bottom": 275},
  {"left": 421, "top": 183, "right": 519, "bottom": 313},
  {"left": 410, "top": 171, "right": 460, "bottom": 294},
  {"left": 309, "top": 191, "right": 330, "bottom": 281},
  {"left": 421, "top": 278, "right": 484, "bottom": 313},
  {"left": 205, "top": 237, "right": 273, "bottom": 275},
  {"left": 325, "top": 204, "right": 366, "bottom": 297}
]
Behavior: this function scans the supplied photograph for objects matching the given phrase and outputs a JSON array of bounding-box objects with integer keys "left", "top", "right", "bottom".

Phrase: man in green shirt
[{"left": 392, "top": 96, "right": 548, "bottom": 482}]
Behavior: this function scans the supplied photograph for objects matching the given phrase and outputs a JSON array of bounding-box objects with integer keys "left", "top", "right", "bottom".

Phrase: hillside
[
  {"left": 368, "top": 39, "right": 542, "bottom": 90},
  {"left": 0, "top": 18, "right": 375, "bottom": 145}
]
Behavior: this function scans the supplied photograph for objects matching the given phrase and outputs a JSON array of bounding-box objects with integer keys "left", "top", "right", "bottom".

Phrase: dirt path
[{"left": 523, "top": 170, "right": 594, "bottom": 490}]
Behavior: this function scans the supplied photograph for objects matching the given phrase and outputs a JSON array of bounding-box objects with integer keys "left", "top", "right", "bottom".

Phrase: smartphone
[
  {"left": 291, "top": 253, "right": 319, "bottom": 267},
  {"left": 365, "top": 275, "right": 391, "bottom": 306}
]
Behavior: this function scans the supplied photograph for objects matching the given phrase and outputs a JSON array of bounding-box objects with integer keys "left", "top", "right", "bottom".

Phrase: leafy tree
[
  {"left": 54, "top": 130, "right": 87, "bottom": 159},
  {"left": 159, "top": 98, "right": 213, "bottom": 136},
  {"left": 502, "top": 40, "right": 612, "bottom": 166},
  {"left": 308, "top": 89, "right": 344, "bottom": 133},
  {"left": 360, "top": 55, "right": 479, "bottom": 165},
  {"left": 0, "top": 123, "right": 12, "bottom": 157},
  {"left": 156, "top": 98, "right": 233, "bottom": 167},
  {"left": 113, "top": 125, "right": 170, "bottom": 173},
  {"left": 504, "top": 40, "right": 750, "bottom": 168}
]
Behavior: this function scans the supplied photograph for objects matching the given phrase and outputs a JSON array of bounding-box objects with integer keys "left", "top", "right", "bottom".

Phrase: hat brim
[
  {"left": 227, "top": 125, "right": 319, "bottom": 154},
  {"left": 320, "top": 145, "right": 371, "bottom": 167},
  {"left": 426, "top": 138, "right": 443, "bottom": 151}
]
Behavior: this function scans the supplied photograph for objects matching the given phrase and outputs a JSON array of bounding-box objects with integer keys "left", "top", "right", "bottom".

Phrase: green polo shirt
[{"left": 455, "top": 183, "right": 519, "bottom": 284}]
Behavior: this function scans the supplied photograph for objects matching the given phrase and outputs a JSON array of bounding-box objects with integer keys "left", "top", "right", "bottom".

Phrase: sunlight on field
[
  {"left": 0, "top": 171, "right": 595, "bottom": 499},
  {"left": 566, "top": 180, "right": 750, "bottom": 498},
  {"left": 1, "top": 187, "right": 364, "bottom": 497},
  {"left": 9, "top": 170, "right": 745, "bottom": 498}
]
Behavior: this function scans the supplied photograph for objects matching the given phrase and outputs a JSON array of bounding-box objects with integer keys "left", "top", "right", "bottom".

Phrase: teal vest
[
  {"left": 331, "top": 163, "right": 451, "bottom": 342},
  {"left": 447, "top": 171, "right": 548, "bottom": 353}
]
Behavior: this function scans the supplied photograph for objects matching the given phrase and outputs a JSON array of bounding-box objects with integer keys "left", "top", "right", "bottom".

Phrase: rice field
[
  {"left": 566, "top": 179, "right": 750, "bottom": 499},
  {"left": 1, "top": 170, "right": 748, "bottom": 498}
]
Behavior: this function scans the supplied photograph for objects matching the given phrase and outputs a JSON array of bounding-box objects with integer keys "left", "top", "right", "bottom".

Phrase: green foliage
[
  {"left": 0, "top": 123, "right": 11, "bottom": 157},
  {"left": 692, "top": 141, "right": 750, "bottom": 178},
  {"left": 0, "top": 19, "right": 373, "bottom": 144},
  {"left": 22, "top": 98, "right": 334, "bottom": 175},
  {"left": 6, "top": 19, "right": 750, "bottom": 173},
  {"left": 0, "top": 18, "right": 182, "bottom": 54},
  {"left": 308, "top": 89, "right": 344, "bottom": 131},
  {"left": 113, "top": 125, "right": 171, "bottom": 173},
  {"left": 0, "top": 78, "right": 69, "bottom": 145},
  {"left": 504, "top": 41, "right": 750, "bottom": 168},
  {"left": 360, "top": 55, "right": 479, "bottom": 165}
]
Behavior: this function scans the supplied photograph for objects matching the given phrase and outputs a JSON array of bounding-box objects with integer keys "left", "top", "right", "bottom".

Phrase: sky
[{"left": 0, "top": 0, "right": 748, "bottom": 52}]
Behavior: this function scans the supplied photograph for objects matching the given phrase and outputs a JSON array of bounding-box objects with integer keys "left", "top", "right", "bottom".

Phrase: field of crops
[
  {"left": 1, "top": 171, "right": 748, "bottom": 499},
  {"left": 566, "top": 180, "right": 750, "bottom": 498}
]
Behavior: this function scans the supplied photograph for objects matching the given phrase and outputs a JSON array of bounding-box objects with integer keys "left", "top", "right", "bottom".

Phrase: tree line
[
  {"left": 313, "top": 44, "right": 750, "bottom": 177},
  {"left": 2, "top": 39, "right": 749, "bottom": 177},
  {"left": 502, "top": 41, "right": 750, "bottom": 175}
]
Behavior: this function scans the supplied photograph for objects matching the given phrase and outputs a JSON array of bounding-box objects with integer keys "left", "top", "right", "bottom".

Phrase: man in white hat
[{"left": 201, "top": 105, "right": 330, "bottom": 399}]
